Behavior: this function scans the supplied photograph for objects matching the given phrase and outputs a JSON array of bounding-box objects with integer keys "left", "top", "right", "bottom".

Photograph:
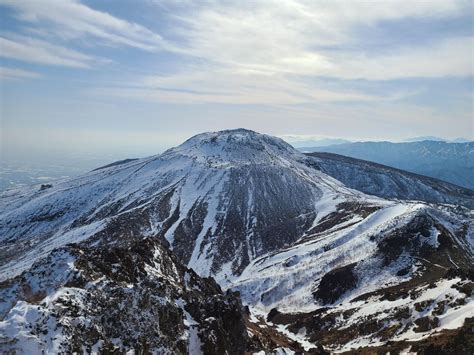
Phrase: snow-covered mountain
[
  {"left": 0, "top": 129, "right": 364, "bottom": 283},
  {"left": 1, "top": 129, "right": 473, "bottom": 353}
]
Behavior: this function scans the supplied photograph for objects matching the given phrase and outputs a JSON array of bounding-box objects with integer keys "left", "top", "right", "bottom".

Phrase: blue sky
[{"left": 1, "top": 0, "right": 473, "bottom": 159}]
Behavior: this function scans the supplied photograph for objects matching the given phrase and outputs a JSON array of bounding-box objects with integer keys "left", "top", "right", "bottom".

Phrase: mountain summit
[{"left": 164, "top": 128, "right": 301, "bottom": 166}]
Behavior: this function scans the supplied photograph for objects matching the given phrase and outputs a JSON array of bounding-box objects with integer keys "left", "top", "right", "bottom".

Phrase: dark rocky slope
[{"left": 0, "top": 236, "right": 305, "bottom": 353}]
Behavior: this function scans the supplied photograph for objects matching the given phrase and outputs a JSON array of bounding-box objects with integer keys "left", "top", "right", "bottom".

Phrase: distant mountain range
[
  {"left": 287, "top": 136, "right": 472, "bottom": 149},
  {"left": 286, "top": 138, "right": 351, "bottom": 148},
  {"left": 402, "top": 136, "right": 472, "bottom": 143},
  {"left": 300, "top": 140, "right": 474, "bottom": 189}
]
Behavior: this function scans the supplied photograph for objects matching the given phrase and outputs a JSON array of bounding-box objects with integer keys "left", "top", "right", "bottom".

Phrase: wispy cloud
[
  {"left": 90, "top": 67, "right": 414, "bottom": 105},
  {"left": 0, "top": 65, "right": 41, "bottom": 79},
  {"left": 0, "top": 0, "right": 171, "bottom": 51},
  {"left": 2, "top": 0, "right": 471, "bottom": 81},
  {"left": 326, "top": 37, "right": 474, "bottom": 80},
  {"left": 1, "top": 0, "right": 472, "bottom": 143},
  {"left": 0, "top": 0, "right": 176, "bottom": 74},
  {"left": 0, "top": 36, "right": 108, "bottom": 68}
]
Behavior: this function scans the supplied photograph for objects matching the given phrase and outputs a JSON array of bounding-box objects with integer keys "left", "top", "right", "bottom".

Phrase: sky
[{"left": 1, "top": 0, "right": 473, "bottom": 161}]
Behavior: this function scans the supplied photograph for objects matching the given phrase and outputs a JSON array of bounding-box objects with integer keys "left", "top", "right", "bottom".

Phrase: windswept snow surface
[
  {"left": 332, "top": 277, "right": 474, "bottom": 352},
  {"left": 230, "top": 203, "right": 418, "bottom": 312},
  {"left": 230, "top": 203, "right": 473, "bottom": 313}
]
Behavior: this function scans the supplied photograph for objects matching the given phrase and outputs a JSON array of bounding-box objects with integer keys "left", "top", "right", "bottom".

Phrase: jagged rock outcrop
[{"left": 0, "top": 237, "right": 253, "bottom": 353}]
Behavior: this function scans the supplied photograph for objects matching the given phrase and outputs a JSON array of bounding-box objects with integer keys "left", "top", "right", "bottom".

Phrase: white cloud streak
[
  {"left": 0, "top": 36, "right": 107, "bottom": 68},
  {"left": 325, "top": 37, "right": 474, "bottom": 80},
  {"left": 0, "top": 65, "right": 41, "bottom": 79},
  {"left": 91, "top": 67, "right": 412, "bottom": 105},
  {"left": 0, "top": 0, "right": 174, "bottom": 71},
  {"left": 0, "top": 0, "right": 170, "bottom": 51}
]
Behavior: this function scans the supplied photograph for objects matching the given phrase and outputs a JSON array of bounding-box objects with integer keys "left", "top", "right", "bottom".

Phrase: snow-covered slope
[
  {"left": 307, "top": 152, "right": 474, "bottom": 209},
  {"left": 231, "top": 201, "right": 473, "bottom": 351},
  {"left": 232, "top": 203, "right": 473, "bottom": 309}
]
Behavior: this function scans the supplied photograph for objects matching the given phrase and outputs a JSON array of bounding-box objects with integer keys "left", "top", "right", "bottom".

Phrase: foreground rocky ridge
[
  {"left": 0, "top": 236, "right": 310, "bottom": 353},
  {"left": 0, "top": 237, "right": 241, "bottom": 352}
]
